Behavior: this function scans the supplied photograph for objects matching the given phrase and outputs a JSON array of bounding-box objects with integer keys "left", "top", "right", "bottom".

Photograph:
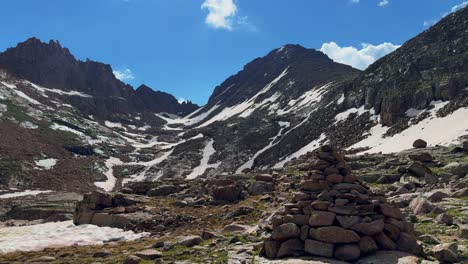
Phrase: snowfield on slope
[
  {"left": 0, "top": 221, "right": 148, "bottom": 253},
  {"left": 186, "top": 139, "right": 219, "bottom": 179},
  {"left": 349, "top": 102, "right": 468, "bottom": 154},
  {"left": 0, "top": 190, "right": 53, "bottom": 199}
]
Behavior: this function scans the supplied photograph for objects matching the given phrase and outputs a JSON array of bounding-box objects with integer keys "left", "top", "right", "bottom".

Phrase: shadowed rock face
[
  {"left": 347, "top": 7, "right": 468, "bottom": 126},
  {"left": 0, "top": 37, "right": 198, "bottom": 118}
]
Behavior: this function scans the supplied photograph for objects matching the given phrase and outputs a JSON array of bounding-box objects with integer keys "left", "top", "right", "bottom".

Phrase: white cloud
[
  {"left": 201, "top": 0, "right": 237, "bottom": 30},
  {"left": 378, "top": 0, "right": 389, "bottom": 7},
  {"left": 320, "top": 42, "right": 400, "bottom": 70},
  {"left": 113, "top": 68, "right": 135, "bottom": 81},
  {"left": 443, "top": 1, "right": 468, "bottom": 16},
  {"left": 350, "top": 0, "right": 360, "bottom": 3}
]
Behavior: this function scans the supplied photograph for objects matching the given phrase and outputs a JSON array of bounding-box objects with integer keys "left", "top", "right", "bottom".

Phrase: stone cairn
[{"left": 261, "top": 145, "right": 422, "bottom": 261}]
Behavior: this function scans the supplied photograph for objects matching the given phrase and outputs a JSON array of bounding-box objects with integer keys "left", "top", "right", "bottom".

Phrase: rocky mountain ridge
[
  {"left": 0, "top": 37, "right": 198, "bottom": 119},
  {"left": 0, "top": 7, "right": 466, "bottom": 194}
]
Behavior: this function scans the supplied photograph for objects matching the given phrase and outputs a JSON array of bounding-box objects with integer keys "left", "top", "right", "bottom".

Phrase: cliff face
[{"left": 347, "top": 7, "right": 468, "bottom": 126}]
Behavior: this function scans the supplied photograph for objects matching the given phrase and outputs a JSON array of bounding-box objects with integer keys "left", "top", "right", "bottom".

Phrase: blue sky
[{"left": 0, "top": 0, "right": 466, "bottom": 105}]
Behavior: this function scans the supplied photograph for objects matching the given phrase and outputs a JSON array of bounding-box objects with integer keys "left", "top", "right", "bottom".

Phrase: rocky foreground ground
[{"left": 0, "top": 140, "right": 467, "bottom": 263}]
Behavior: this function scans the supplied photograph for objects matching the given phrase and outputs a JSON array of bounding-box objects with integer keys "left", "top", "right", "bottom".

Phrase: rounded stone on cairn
[
  {"left": 272, "top": 223, "right": 300, "bottom": 241},
  {"left": 314, "top": 226, "right": 360, "bottom": 243},
  {"left": 359, "top": 236, "right": 378, "bottom": 255},
  {"left": 326, "top": 174, "right": 343, "bottom": 183},
  {"left": 380, "top": 204, "right": 402, "bottom": 219},
  {"left": 350, "top": 219, "right": 384, "bottom": 236},
  {"left": 309, "top": 211, "right": 336, "bottom": 227},
  {"left": 374, "top": 232, "right": 396, "bottom": 250},
  {"left": 334, "top": 244, "right": 360, "bottom": 261},
  {"left": 276, "top": 239, "right": 304, "bottom": 258},
  {"left": 413, "top": 139, "right": 427, "bottom": 148},
  {"left": 304, "top": 239, "right": 334, "bottom": 258}
]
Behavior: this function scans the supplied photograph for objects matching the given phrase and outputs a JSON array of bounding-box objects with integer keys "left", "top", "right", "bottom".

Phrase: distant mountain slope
[
  {"left": 0, "top": 38, "right": 198, "bottom": 118},
  {"left": 346, "top": 6, "right": 468, "bottom": 126}
]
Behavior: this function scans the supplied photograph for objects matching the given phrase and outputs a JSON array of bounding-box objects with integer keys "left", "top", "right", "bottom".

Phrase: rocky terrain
[{"left": 0, "top": 5, "right": 466, "bottom": 264}]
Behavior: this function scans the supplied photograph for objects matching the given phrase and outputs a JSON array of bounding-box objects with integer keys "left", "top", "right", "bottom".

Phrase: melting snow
[
  {"left": 274, "top": 133, "right": 327, "bottom": 168},
  {"left": 1, "top": 81, "right": 41, "bottom": 105},
  {"left": 0, "top": 221, "right": 148, "bottom": 253},
  {"left": 197, "top": 68, "right": 289, "bottom": 127},
  {"left": 104, "top": 121, "right": 126, "bottom": 130},
  {"left": 186, "top": 139, "right": 219, "bottom": 179},
  {"left": 337, "top": 93, "right": 345, "bottom": 104},
  {"left": 50, "top": 123, "right": 84, "bottom": 136},
  {"left": 236, "top": 122, "right": 290, "bottom": 173},
  {"left": 334, "top": 105, "right": 367, "bottom": 123},
  {"left": 35, "top": 158, "right": 57, "bottom": 170},
  {"left": 28, "top": 82, "right": 92, "bottom": 98},
  {"left": 277, "top": 82, "right": 332, "bottom": 115},
  {"left": 349, "top": 104, "right": 468, "bottom": 154},
  {"left": 95, "top": 157, "right": 123, "bottom": 192},
  {"left": 0, "top": 190, "right": 53, "bottom": 199}
]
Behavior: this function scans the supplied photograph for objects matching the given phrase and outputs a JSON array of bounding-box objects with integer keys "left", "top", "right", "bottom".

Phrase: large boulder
[
  {"left": 408, "top": 197, "right": 434, "bottom": 215},
  {"left": 313, "top": 226, "right": 360, "bottom": 243},
  {"left": 407, "top": 162, "right": 432, "bottom": 178},
  {"left": 334, "top": 244, "right": 360, "bottom": 261},
  {"left": 431, "top": 243, "right": 458, "bottom": 263},
  {"left": 248, "top": 181, "right": 273, "bottom": 195},
  {"left": 212, "top": 184, "right": 243, "bottom": 202},
  {"left": 304, "top": 239, "right": 334, "bottom": 258},
  {"left": 276, "top": 239, "right": 304, "bottom": 258},
  {"left": 272, "top": 223, "right": 300, "bottom": 241},
  {"left": 413, "top": 139, "right": 427, "bottom": 148}
]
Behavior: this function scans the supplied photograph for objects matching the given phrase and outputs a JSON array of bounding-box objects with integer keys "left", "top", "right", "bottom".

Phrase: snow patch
[
  {"left": 95, "top": 157, "right": 123, "bottom": 192},
  {"left": 236, "top": 122, "right": 290, "bottom": 173},
  {"left": 104, "top": 121, "right": 126, "bottom": 130},
  {"left": 197, "top": 68, "right": 289, "bottom": 127},
  {"left": 186, "top": 139, "right": 219, "bottom": 179},
  {"left": 349, "top": 105, "right": 468, "bottom": 154},
  {"left": 337, "top": 93, "right": 345, "bottom": 104},
  {"left": 35, "top": 158, "right": 57, "bottom": 170},
  {"left": 28, "top": 82, "right": 92, "bottom": 98},
  {"left": 50, "top": 123, "right": 84, "bottom": 136},
  {"left": 0, "top": 190, "right": 53, "bottom": 199},
  {"left": 334, "top": 105, "right": 368, "bottom": 123},
  {"left": 0, "top": 221, "right": 148, "bottom": 253},
  {"left": 1, "top": 81, "right": 41, "bottom": 105},
  {"left": 274, "top": 133, "right": 327, "bottom": 168}
]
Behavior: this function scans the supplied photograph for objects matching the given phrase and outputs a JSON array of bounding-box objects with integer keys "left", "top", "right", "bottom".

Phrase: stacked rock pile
[{"left": 261, "top": 145, "right": 422, "bottom": 261}]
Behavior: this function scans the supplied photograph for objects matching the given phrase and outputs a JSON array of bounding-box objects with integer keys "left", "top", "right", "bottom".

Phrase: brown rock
[
  {"left": 135, "top": 249, "right": 162, "bottom": 260},
  {"left": 324, "top": 167, "right": 340, "bottom": 175},
  {"left": 431, "top": 243, "right": 458, "bottom": 262},
  {"left": 336, "top": 215, "right": 362, "bottom": 229},
  {"left": 413, "top": 139, "right": 427, "bottom": 148},
  {"left": 380, "top": 204, "right": 402, "bottom": 219},
  {"left": 300, "top": 225, "right": 309, "bottom": 241},
  {"left": 315, "top": 226, "right": 360, "bottom": 243},
  {"left": 263, "top": 240, "right": 280, "bottom": 258},
  {"left": 309, "top": 211, "right": 336, "bottom": 227},
  {"left": 359, "top": 236, "right": 378, "bottom": 255},
  {"left": 396, "top": 232, "right": 422, "bottom": 255},
  {"left": 283, "top": 214, "right": 308, "bottom": 226},
  {"left": 334, "top": 244, "right": 360, "bottom": 261},
  {"left": 302, "top": 180, "right": 328, "bottom": 191},
  {"left": 276, "top": 239, "right": 304, "bottom": 258},
  {"left": 343, "top": 173, "right": 357, "bottom": 183},
  {"left": 256, "top": 174, "right": 273, "bottom": 182},
  {"left": 384, "top": 223, "right": 400, "bottom": 241},
  {"left": 123, "top": 255, "right": 141, "bottom": 264},
  {"left": 293, "top": 192, "right": 310, "bottom": 202},
  {"left": 409, "top": 197, "right": 434, "bottom": 215},
  {"left": 351, "top": 219, "right": 384, "bottom": 236},
  {"left": 374, "top": 232, "right": 396, "bottom": 250},
  {"left": 304, "top": 239, "right": 334, "bottom": 258},
  {"left": 272, "top": 223, "right": 300, "bottom": 241},
  {"left": 311, "top": 201, "right": 329, "bottom": 210},
  {"left": 326, "top": 174, "right": 343, "bottom": 183}
]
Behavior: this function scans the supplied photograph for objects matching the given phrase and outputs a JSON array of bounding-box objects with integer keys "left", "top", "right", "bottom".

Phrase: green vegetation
[{"left": 4, "top": 101, "right": 32, "bottom": 122}]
